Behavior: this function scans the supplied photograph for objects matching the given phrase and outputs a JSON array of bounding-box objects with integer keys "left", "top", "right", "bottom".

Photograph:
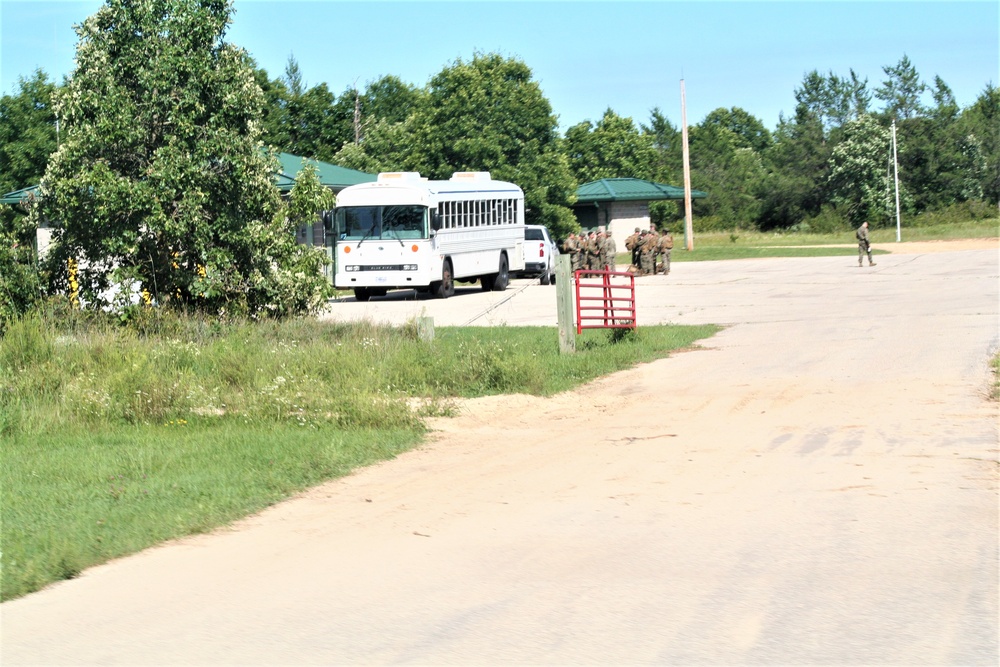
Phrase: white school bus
[{"left": 331, "top": 171, "right": 525, "bottom": 301}]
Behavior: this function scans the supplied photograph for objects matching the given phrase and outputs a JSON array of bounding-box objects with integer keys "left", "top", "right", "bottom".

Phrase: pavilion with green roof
[{"left": 573, "top": 177, "right": 707, "bottom": 246}]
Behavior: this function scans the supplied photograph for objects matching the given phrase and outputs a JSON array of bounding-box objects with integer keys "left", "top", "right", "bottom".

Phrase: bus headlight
[
  {"left": 344, "top": 265, "right": 360, "bottom": 272},
  {"left": 402, "top": 264, "right": 418, "bottom": 271}
]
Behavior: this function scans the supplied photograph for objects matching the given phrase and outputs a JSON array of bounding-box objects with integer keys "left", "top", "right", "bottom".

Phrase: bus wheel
[
  {"left": 434, "top": 260, "right": 455, "bottom": 298},
  {"left": 354, "top": 288, "right": 372, "bottom": 302},
  {"left": 491, "top": 254, "right": 509, "bottom": 291}
]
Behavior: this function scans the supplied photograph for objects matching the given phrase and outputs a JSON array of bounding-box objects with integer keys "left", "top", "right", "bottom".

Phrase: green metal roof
[
  {"left": 575, "top": 178, "right": 707, "bottom": 203},
  {"left": 274, "top": 152, "right": 376, "bottom": 192},
  {"left": 0, "top": 153, "right": 375, "bottom": 205},
  {"left": 0, "top": 185, "right": 39, "bottom": 205}
]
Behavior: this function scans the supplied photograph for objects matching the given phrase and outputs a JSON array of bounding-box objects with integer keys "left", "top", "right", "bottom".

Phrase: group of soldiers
[
  {"left": 625, "top": 225, "right": 674, "bottom": 276},
  {"left": 561, "top": 227, "right": 618, "bottom": 271},
  {"left": 561, "top": 225, "right": 674, "bottom": 276}
]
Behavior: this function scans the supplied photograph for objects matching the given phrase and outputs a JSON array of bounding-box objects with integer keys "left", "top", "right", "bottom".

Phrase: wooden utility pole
[{"left": 681, "top": 79, "right": 694, "bottom": 251}]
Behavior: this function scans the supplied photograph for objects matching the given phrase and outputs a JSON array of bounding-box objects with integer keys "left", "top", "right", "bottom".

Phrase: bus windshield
[{"left": 336, "top": 205, "right": 428, "bottom": 241}]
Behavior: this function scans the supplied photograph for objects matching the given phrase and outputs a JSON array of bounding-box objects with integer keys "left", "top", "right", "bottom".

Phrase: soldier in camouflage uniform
[
  {"left": 562, "top": 233, "right": 581, "bottom": 272},
  {"left": 639, "top": 230, "right": 657, "bottom": 275},
  {"left": 658, "top": 229, "right": 674, "bottom": 275},
  {"left": 856, "top": 221, "right": 876, "bottom": 267},
  {"left": 585, "top": 231, "right": 602, "bottom": 271},
  {"left": 599, "top": 227, "right": 617, "bottom": 270},
  {"left": 625, "top": 227, "right": 641, "bottom": 268},
  {"left": 647, "top": 228, "right": 661, "bottom": 275}
]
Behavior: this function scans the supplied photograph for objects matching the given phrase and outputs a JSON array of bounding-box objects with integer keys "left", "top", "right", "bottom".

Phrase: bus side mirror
[
  {"left": 431, "top": 211, "right": 442, "bottom": 231},
  {"left": 321, "top": 210, "right": 335, "bottom": 232}
]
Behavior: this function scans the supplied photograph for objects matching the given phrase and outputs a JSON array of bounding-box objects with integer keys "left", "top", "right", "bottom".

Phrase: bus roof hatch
[{"left": 450, "top": 171, "right": 492, "bottom": 182}]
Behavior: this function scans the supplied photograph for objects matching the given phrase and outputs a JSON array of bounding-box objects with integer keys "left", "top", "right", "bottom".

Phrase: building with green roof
[
  {"left": 274, "top": 152, "right": 375, "bottom": 194},
  {"left": 573, "top": 177, "right": 707, "bottom": 247}
]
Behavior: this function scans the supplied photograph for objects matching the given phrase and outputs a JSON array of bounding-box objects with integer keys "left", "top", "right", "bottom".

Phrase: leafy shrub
[
  {"left": 795, "top": 205, "right": 852, "bottom": 234},
  {"left": 905, "top": 200, "right": 1000, "bottom": 228}
]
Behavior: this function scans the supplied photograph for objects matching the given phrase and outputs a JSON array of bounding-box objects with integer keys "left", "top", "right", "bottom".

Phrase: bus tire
[
  {"left": 354, "top": 288, "right": 372, "bottom": 302},
  {"left": 540, "top": 267, "right": 551, "bottom": 285},
  {"left": 433, "top": 260, "right": 455, "bottom": 299},
  {"left": 490, "top": 254, "right": 509, "bottom": 291}
]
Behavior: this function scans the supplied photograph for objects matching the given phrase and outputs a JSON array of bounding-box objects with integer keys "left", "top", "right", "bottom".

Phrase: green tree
[
  {"left": 686, "top": 120, "right": 765, "bottom": 228},
  {"left": 395, "top": 52, "right": 577, "bottom": 238},
  {"left": 757, "top": 104, "right": 834, "bottom": 229},
  {"left": 0, "top": 70, "right": 60, "bottom": 196},
  {"left": 0, "top": 206, "right": 45, "bottom": 329},
  {"left": 332, "top": 117, "right": 411, "bottom": 173},
  {"left": 641, "top": 107, "right": 683, "bottom": 184},
  {"left": 875, "top": 55, "right": 927, "bottom": 120},
  {"left": 958, "top": 84, "right": 1000, "bottom": 204},
  {"left": 328, "top": 75, "right": 423, "bottom": 150},
  {"left": 930, "top": 76, "right": 959, "bottom": 122},
  {"left": 0, "top": 70, "right": 60, "bottom": 323},
  {"left": 360, "top": 75, "right": 421, "bottom": 128},
  {"left": 794, "top": 69, "right": 870, "bottom": 134},
  {"left": 259, "top": 56, "right": 342, "bottom": 162},
  {"left": 702, "top": 107, "right": 772, "bottom": 153},
  {"left": 563, "top": 109, "right": 658, "bottom": 183},
  {"left": 30, "top": 0, "right": 329, "bottom": 316},
  {"left": 828, "top": 114, "right": 907, "bottom": 224}
]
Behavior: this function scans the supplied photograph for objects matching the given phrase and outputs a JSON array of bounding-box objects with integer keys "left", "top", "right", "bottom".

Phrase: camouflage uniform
[
  {"left": 639, "top": 231, "right": 657, "bottom": 275},
  {"left": 602, "top": 233, "right": 617, "bottom": 270},
  {"left": 856, "top": 222, "right": 876, "bottom": 267},
  {"left": 586, "top": 232, "right": 602, "bottom": 271},
  {"left": 625, "top": 227, "right": 641, "bottom": 268},
  {"left": 563, "top": 234, "right": 581, "bottom": 272},
  {"left": 658, "top": 231, "right": 674, "bottom": 274}
]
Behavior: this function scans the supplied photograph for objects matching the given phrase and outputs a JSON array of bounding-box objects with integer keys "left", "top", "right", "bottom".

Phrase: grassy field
[
  {"left": 614, "top": 219, "right": 998, "bottom": 263},
  {"left": 0, "top": 310, "right": 718, "bottom": 600}
]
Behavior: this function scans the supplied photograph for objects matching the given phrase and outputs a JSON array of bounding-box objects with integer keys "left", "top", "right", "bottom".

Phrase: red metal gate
[{"left": 574, "top": 270, "right": 636, "bottom": 334}]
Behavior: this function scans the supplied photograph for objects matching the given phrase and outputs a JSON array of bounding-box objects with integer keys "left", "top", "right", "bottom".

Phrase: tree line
[{"left": 1, "top": 0, "right": 996, "bottom": 323}]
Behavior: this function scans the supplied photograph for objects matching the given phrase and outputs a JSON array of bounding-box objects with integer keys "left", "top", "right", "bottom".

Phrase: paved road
[{"left": 3, "top": 247, "right": 998, "bottom": 665}]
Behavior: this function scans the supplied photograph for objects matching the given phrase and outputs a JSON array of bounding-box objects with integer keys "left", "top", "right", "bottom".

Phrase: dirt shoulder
[{"left": 882, "top": 237, "right": 998, "bottom": 253}]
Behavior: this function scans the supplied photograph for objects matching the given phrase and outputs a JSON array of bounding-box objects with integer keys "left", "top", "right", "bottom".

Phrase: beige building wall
[{"left": 606, "top": 201, "right": 651, "bottom": 248}]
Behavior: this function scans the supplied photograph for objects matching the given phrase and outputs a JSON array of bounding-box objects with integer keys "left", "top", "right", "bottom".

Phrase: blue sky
[{"left": 2, "top": 1, "right": 997, "bottom": 132}]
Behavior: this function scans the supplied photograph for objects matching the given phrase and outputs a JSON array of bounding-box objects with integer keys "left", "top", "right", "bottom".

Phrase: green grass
[
  {"left": 3, "top": 423, "right": 420, "bottom": 597},
  {"left": 1, "top": 311, "right": 718, "bottom": 600},
  {"left": 609, "top": 219, "right": 996, "bottom": 263}
]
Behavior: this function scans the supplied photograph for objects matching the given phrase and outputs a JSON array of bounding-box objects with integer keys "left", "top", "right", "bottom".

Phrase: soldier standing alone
[{"left": 856, "top": 221, "right": 876, "bottom": 267}]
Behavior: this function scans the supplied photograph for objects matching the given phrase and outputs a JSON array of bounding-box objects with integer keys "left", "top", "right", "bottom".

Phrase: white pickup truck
[{"left": 520, "top": 225, "right": 559, "bottom": 284}]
